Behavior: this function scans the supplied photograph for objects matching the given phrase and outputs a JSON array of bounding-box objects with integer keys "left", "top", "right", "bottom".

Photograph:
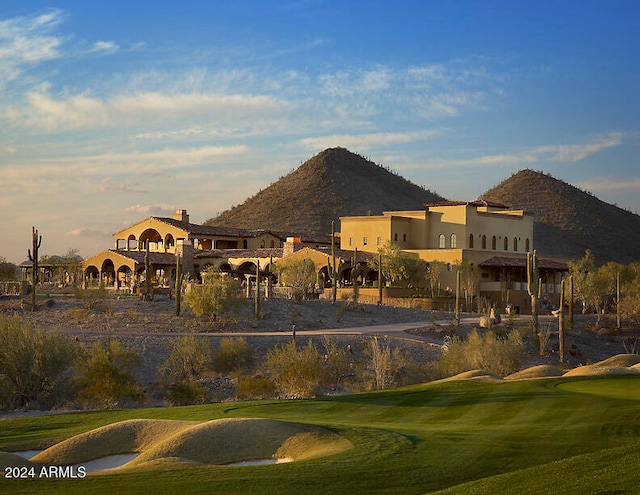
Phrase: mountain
[
  {"left": 481, "top": 169, "right": 640, "bottom": 265},
  {"left": 204, "top": 147, "right": 444, "bottom": 235}
]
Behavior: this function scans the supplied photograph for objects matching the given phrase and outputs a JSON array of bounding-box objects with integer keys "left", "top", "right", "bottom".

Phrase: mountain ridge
[
  {"left": 481, "top": 169, "right": 640, "bottom": 264},
  {"left": 205, "top": 147, "right": 444, "bottom": 235}
]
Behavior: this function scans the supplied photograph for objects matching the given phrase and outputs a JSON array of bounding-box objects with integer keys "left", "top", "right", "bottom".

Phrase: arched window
[
  {"left": 270, "top": 240, "right": 275, "bottom": 248},
  {"left": 491, "top": 236, "right": 497, "bottom": 250},
  {"left": 513, "top": 238, "right": 518, "bottom": 251},
  {"left": 525, "top": 238, "right": 530, "bottom": 252},
  {"left": 450, "top": 234, "right": 457, "bottom": 248},
  {"left": 243, "top": 239, "right": 248, "bottom": 249},
  {"left": 469, "top": 233, "right": 474, "bottom": 249},
  {"left": 439, "top": 234, "right": 446, "bottom": 249},
  {"left": 260, "top": 239, "right": 265, "bottom": 248},
  {"left": 504, "top": 237, "right": 509, "bottom": 251},
  {"left": 481, "top": 235, "right": 487, "bottom": 249}
]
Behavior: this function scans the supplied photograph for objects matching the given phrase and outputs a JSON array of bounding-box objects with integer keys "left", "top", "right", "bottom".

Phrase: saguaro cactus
[
  {"left": 144, "top": 243, "right": 152, "bottom": 300},
  {"left": 527, "top": 250, "right": 540, "bottom": 335},
  {"left": 568, "top": 274, "right": 574, "bottom": 329},
  {"left": 351, "top": 248, "right": 363, "bottom": 303},
  {"left": 559, "top": 278, "right": 565, "bottom": 363},
  {"left": 255, "top": 260, "right": 260, "bottom": 321},
  {"left": 455, "top": 270, "right": 461, "bottom": 326},
  {"left": 175, "top": 254, "right": 182, "bottom": 316},
  {"left": 330, "top": 220, "right": 338, "bottom": 305},
  {"left": 28, "top": 226, "right": 42, "bottom": 311}
]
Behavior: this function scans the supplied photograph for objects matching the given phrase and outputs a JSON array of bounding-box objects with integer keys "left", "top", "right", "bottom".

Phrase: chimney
[
  {"left": 175, "top": 239, "right": 195, "bottom": 278},
  {"left": 173, "top": 209, "right": 189, "bottom": 223},
  {"left": 283, "top": 236, "right": 301, "bottom": 257}
]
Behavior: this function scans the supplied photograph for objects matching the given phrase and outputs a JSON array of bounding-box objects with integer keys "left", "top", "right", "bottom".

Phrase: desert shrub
[
  {"left": 236, "top": 376, "right": 278, "bottom": 400},
  {"left": 164, "top": 380, "right": 211, "bottom": 406},
  {"left": 361, "top": 336, "right": 409, "bottom": 390},
  {"left": 160, "top": 335, "right": 212, "bottom": 382},
  {"left": 75, "top": 341, "right": 145, "bottom": 409},
  {"left": 264, "top": 340, "right": 322, "bottom": 398},
  {"left": 213, "top": 337, "right": 254, "bottom": 374},
  {"left": 440, "top": 328, "right": 524, "bottom": 377},
  {"left": 318, "top": 337, "right": 352, "bottom": 390},
  {"left": 184, "top": 271, "right": 244, "bottom": 321},
  {"left": 0, "top": 315, "right": 76, "bottom": 409},
  {"left": 158, "top": 335, "right": 212, "bottom": 406},
  {"left": 619, "top": 293, "right": 640, "bottom": 327}
]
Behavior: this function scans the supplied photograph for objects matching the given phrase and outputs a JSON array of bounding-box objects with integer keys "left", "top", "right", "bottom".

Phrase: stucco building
[{"left": 340, "top": 200, "right": 568, "bottom": 311}]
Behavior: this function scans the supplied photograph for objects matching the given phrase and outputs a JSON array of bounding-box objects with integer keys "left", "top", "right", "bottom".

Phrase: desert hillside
[
  {"left": 482, "top": 169, "right": 640, "bottom": 264},
  {"left": 205, "top": 147, "right": 444, "bottom": 235}
]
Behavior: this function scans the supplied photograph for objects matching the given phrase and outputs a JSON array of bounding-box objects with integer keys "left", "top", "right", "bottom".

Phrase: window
[
  {"left": 376, "top": 236, "right": 382, "bottom": 246},
  {"left": 525, "top": 238, "right": 530, "bottom": 252},
  {"left": 469, "top": 233, "right": 474, "bottom": 249},
  {"left": 513, "top": 238, "right": 518, "bottom": 251},
  {"left": 439, "top": 234, "right": 446, "bottom": 249},
  {"left": 450, "top": 234, "right": 457, "bottom": 248},
  {"left": 491, "top": 236, "right": 497, "bottom": 250},
  {"left": 403, "top": 233, "right": 407, "bottom": 242},
  {"left": 363, "top": 237, "right": 368, "bottom": 246},
  {"left": 394, "top": 233, "right": 398, "bottom": 241},
  {"left": 503, "top": 237, "right": 508, "bottom": 251},
  {"left": 482, "top": 235, "right": 487, "bottom": 249},
  {"left": 349, "top": 237, "right": 353, "bottom": 247}
]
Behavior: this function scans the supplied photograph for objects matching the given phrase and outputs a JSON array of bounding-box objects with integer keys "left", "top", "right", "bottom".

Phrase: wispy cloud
[
  {"left": 419, "top": 133, "right": 624, "bottom": 169},
  {"left": 576, "top": 176, "right": 640, "bottom": 192},
  {"left": 0, "top": 9, "right": 64, "bottom": 85},
  {"left": 88, "top": 40, "right": 119, "bottom": 55},
  {"left": 299, "top": 129, "right": 443, "bottom": 151}
]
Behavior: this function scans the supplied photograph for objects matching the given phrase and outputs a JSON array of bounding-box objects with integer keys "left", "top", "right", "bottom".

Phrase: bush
[
  {"left": 158, "top": 335, "right": 212, "bottom": 406},
  {"left": 318, "top": 337, "right": 352, "bottom": 390},
  {"left": 236, "top": 376, "right": 278, "bottom": 400},
  {"left": 184, "top": 271, "right": 244, "bottom": 321},
  {"left": 362, "top": 336, "right": 409, "bottom": 390},
  {"left": 440, "top": 328, "right": 524, "bottom": 377},
  {"left": 213, "top": 337, "right": 254, "bottom": 374},
  {"left": 164, "top": 380, "right": 211, "bottom": 406},
  {"left": 75, "top": 341, "right": 145, "bottom": 409},
  {"left": 160, "top": 335, "right": 212, "bottom": 382},
  {"left": 0, "top": 315, "right": 76, "bottom": 410},
  {"left": 264, "top": 340, "right": 322, "bottom": 398}
]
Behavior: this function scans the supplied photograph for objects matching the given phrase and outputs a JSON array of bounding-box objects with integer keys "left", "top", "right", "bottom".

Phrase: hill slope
[
  {"left": 481, "top": 169, "right": 640, "bottom": 264},
  {"left": 204, "top": 147, "right": 444, "bottom": 235}
]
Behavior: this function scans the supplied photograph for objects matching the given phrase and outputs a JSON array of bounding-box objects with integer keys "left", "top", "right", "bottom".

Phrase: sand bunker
[{"left": 21, "top": 418, "right": 351, "bottom": 472}]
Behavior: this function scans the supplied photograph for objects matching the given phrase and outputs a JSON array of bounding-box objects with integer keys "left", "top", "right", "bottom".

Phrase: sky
[{"left": 1, "top": 1, "right": 639, "bottom": 264}]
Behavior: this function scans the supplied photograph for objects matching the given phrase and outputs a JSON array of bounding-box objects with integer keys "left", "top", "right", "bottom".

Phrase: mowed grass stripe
[{"left": 4, "top": 376, "right": 640, "bottom": 494}]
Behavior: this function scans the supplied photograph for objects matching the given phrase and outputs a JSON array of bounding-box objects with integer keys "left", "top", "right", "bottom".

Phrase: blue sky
[{"left": 1, "top": 1, "right": 639, "bottom": 263}]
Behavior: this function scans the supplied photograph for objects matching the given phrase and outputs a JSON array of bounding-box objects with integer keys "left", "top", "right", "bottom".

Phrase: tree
[
  {"left": 426, "top": 261, "right": 446, "bottom": 297},
  {"left": 213, "top": 337, "right": 254, "bottom": 374},
  {"left": 456, "top": 260, "right": 480, "bottom": 312},
  {"left": 0, "top": 257, "right": 18, "bottom": 281},
  {"left": 184, "top": 269, "right": 245, "bottom": 321},
  {"left": 274, "top": 257, "right": 316, "bottom": 303},
  {"left": 368, "top": 241, "right": 425, "bottom": 287}
]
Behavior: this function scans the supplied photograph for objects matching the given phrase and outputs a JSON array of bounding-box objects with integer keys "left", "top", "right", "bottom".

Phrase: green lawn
[{"left": 2, "top": 376, "right": 640, "bottom": 494}]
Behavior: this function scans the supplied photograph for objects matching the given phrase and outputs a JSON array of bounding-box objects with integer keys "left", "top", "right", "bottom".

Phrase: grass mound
[
  {"left": 505, "top": 364, "right": 565, "bottom": 380},
  {"left": 0, "top": 451, "right": 38, "bottom": 469},
  {"left": 29, "top": 418, "right": 351, "bottom": 471},
  {"left": 437, "top": 369, "right": 502, "bottom": 383},
  {"left": 32, "top": 419, "right": 196, "bottom": 465},
  {"left": 129, "top": 418, "right": 351, "bottom": 468},
  {"left": 564, "top": 354, "right": 640, "bottom": 377}
]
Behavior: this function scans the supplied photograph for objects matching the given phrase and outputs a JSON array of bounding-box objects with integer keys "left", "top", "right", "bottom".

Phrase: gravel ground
[{"left": 1, "top": 292, "right": 638, "bottom": 411}]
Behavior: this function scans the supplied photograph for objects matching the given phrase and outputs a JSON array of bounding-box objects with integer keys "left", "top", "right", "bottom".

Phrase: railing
[{"left": 1, "top": 281, "right": 22, "bottom": 296}]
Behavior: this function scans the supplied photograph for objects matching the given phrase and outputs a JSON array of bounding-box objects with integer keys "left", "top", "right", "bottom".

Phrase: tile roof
[{"left": 478, "top": 256, "right": 568, "bottom": 270}]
